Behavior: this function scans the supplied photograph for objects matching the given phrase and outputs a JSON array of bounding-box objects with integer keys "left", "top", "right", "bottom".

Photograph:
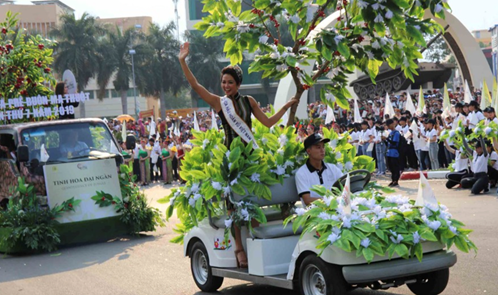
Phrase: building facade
[{"left": 490, "top": 25, "right": 498, "bottom": 80}]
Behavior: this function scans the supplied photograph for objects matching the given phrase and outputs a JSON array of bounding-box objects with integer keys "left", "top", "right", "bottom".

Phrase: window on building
[
  {"left": 88, "top": 90, "right": 95, "bottom": 99},
  {"left": 475, "top": 31, "right": 481, "bottom": 38}
]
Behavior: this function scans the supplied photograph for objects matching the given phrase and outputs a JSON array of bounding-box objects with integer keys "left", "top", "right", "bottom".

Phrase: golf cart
[{"left": 183, "top": 170, "right": 457, "bottom": 295}]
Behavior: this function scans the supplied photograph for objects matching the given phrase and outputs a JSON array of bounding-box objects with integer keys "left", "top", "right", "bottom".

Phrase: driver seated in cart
[
  {"left": 296, "top": 133, "right": 344, "bottom": 206},
  {"left": 60, "top": 131, "right": 89, "bottom": 158}
]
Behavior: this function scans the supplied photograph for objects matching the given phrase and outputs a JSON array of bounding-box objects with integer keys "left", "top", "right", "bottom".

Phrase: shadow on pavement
[
  {"left": 193, "top": 283, "right": 404, "bottom": 295},
  {"left": 0, "top": 233, "right": 156, "bottom": 283}
]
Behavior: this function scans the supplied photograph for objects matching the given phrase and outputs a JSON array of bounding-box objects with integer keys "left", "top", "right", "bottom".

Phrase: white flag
[
  {"left": 281, "top": 110, "right": 289, "bottom": 126},
  {"left": 405, "top": 92, "right": 417, "bottom": 115},
  {"left": 149, "top": 116, "right": 156, "bottom": 137},
  {"left": 121, "top": 120, "right": 127, "bottom": 141},
  {"left": 40, "top": 144, "right": 49, "bottom": 162},
  {"left": 354, "top": 97, "right": 362, "bottom": 123},
  {"left": 325, "top": 106, "right": 335, "bottom": 125},
  {"left": 341, "top": 174, "right": 352, "bottom": 215},
  {"left": 415, "top": 172, "right": 438, "bottom": 207},
  {"left": 385, "top": 93, "right": 395, "bottom": 118},
  {"left": 193, "top": 111, "right": 200, "bottom": 131},
  {"left": 211, "top": 110, "right": 218, "bottom": 131},
  {"left": 464, "top": 80, "right": 472, "bottom": 104}
]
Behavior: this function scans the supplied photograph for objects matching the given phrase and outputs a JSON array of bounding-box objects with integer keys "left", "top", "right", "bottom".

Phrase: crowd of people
[{"left": 103, "top": 84, "right": 496, "bottom": 192}]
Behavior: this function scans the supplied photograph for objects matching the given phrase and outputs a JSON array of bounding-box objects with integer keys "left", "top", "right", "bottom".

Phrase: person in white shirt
[
  {"left": 467, "top": 101, "right": 485, "bottom": 129},
  {"left": 359, "top": 121, "right": 373, "bottom": 156},
  {"left": 423, "top": 119, "right": 439, "bottom": 170},
  {"left": 486, "top": 143, "right": 498, "bottom": 187},
  {"left": 484, "top": 107, "right": 498, "bottom": 125},
  {"left": 461, "top": 138, "right": 489, "bottom": 194},
  {"left": 296, "top": 134, "right": 344, "bottom": 206},
  {"left": 373, "top": 120, "right": 387, "bottom": 175},
  {"left": 444, "top": 141, "right": 470, "bottom": 189}
]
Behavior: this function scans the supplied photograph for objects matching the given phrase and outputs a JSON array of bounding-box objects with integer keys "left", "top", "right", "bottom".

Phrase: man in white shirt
[{"left": 296, "top": 134, "right": 344, "bottom": 206}]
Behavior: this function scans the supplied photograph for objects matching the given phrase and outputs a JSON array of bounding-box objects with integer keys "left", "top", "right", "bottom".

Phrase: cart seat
[
  {"left": 252, "top": 220, "right": 303, "bottom": 239},
  {"left": 211, "top": 208, "right": 283, "bottom": 229}
]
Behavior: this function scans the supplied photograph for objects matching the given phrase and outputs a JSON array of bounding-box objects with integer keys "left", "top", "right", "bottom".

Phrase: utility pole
[
  {"left": 172, "top": 0, "right": 180, "bottom": 40},
  {"left": 129, "top": 24, "right": 142, "bottom": 118}
]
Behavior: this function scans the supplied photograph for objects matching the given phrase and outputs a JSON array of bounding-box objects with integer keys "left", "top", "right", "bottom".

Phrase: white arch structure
[{"left": 274, "top": 9, "right": 493, "bottom": 119}]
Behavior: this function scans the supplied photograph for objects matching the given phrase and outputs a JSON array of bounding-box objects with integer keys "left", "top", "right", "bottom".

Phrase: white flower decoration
[
  {"left": 191, "top": 182, "right": 200, "bottom": 193},
  {"left": 485, "top": 127, "right": 493, "bottom": 135},
  {"left": 427, "top": 220, "right": 442, "bottom": 231},
  {"left": 345, "top": 161, "right": 353, "bottom": 171},
  {"left": 449, "top": 226, "right": 458, "bottom": 235},
  {"left": 360, "top": 238, "right": 370, "bottom": 248},
  {"left": 202, "top": 139, "right": 210, "bottom": 149},
  {"left": 240, "top": 208, "right": 250, "bottom": 221},
  {"left": 357, "top": 0, "right": 368, "bottom": 8},
  {"left": 223, "top": 186, "right": 231, "bottom": 195},
  {"left": 224, "top": 218, "right": 233, "bottom": 228},
  {"left": 336, "top": 162, "right": 344, "bottom": 171},
  {"left": 329, "top": 139, "right": 338, "bottom": 149},
  {"left": 335, "top": 151, "right": 342, "bottom": 159},
  {"left": 188, "top": 198, "right": 196, "bottom": 207},
  {"left": 385, "top": 10, "right": 393, "bottom": 19},
  {"left": 216, "top": 22, "right": 225, "bottom": 28},
  {"left": 434, "top": 3, "right": 443, "bottom": 13},
  {"left": 334, "top": 34, "right": 345, "bottom": 44},
  {"left": 276, "top": 64, "right": 287, "bottom": 72},
  {"left": 327, "top": 232, "right": 341, "bottom": 244},
  {"left": 449, "top": 130, "right": 456, "bottom": 138},
  {"left": 371, "top": 3, "right": 380, "bottom": 10},
  {"left": 230, "top": 178, "right": 238, "bottom": 186},
  {"left": 259, "top": 35, "right": 269, "bottom": 44},
  {"left": 290, "top": 14, "right": 300, "bottom": 24},
  {"left": 296, "top": 208, "right": 307, "bottom": 216},
  {"left": 278, "top": 134, "right": 288, "bottom": 146},
  {"left": 325, "top": 93, "right": 336, "bottom": 103},
  {"left": 306, "top": 3, "right": 319, "bottom": 23},
  {"left": 390, "top": 233, "right": 404, "bottom": 244},
  {"left": 318, "top": 212, "right": 333, "bottom": 220},
  {"left": 236, "top": 21, "right": 250, "bottom": 33},
  {"left": 284, "top": 160, "right": 294, "bottom": 169},
  {"left": 274, "top": 165, "right": 286, "bottom": 175},
  {"left": 212, "top": 181, "right": 222, "bottom": 191},
  {"left": 413, "top": 231, "right": 421, "bottom": 244},
  {"left": 371, "top": 40, "right": 381, "bottom": 49},
  {"left": 250, "top": 173, "right": 261, "bottom": 183},
  {"left": 270, "top": 52, "right": 280, "bottom": 59}
]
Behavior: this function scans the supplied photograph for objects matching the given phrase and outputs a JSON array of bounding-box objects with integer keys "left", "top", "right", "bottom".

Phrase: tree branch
[{"left": 312, "top": 60, "right": 331, "bottom": 81}]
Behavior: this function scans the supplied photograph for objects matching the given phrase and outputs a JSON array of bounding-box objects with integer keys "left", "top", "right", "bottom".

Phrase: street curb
[{"left": 400, "top": 170, "right": 449, "bottom": 180}]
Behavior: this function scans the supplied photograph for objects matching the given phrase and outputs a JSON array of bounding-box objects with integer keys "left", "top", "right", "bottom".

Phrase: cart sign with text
[{"left": 44, "top": 159, "right": 122, "bottom": 223}]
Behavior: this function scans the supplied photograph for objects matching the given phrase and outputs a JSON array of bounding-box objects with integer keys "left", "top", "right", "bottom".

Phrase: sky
[{"left": 15, "top": 0, "right": 498, "bottom": 37}]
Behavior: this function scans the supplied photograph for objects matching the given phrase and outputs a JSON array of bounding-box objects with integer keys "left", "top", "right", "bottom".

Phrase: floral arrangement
[
  {"left": 162, "top": 112, "right": 375, "bottom": 243},
  {"left": 284, "top": 185, "right": 477, "bottom": 263},
  {"left": 91, "top": 164, "right": 165, "bottom": 234},
  {"left": 0, "top": 178, "right": 80, "bottom": 252}
]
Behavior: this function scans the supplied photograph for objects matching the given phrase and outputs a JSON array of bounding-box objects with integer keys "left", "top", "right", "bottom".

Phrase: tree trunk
[
  {"left": 160, "top": 89, "right": 166, "bottom": 119},
  {"left": 79, "top": 99, "right": 86, "bottom": 118},
  {"left": 120, "top": 89, "right": 128, "bottom": 114},
  {"left": 286, "top": 90, "right": 304, "bottom": 126}
]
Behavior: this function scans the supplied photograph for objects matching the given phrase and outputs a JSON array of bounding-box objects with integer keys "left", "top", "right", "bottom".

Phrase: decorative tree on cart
[{"left": 194, "top": 0, "right": 450, "bottom": 124}]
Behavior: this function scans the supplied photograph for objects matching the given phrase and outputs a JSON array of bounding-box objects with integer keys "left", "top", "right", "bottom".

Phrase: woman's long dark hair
[{"left": 55, "top": 82, "right": 65, "bottom": 96}]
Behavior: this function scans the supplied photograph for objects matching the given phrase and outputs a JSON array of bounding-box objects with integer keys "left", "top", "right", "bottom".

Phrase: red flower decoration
[
  {"left": 303, "top": 84, "right": 311, "bottom": 90},
  {"left": 357, "top": 35, "right": 365, "bottom": 43},
  {"left": 1, "top": 27, "right": 6, "bottom": 34},
  {"left": 68, "top": 203, "right": 73, "bottom": 208},
  {"left": 101, "top": 197, "right": 106, "bottom": 201},
  {"left": 44, "top": 68, "right": 51, "bottom": 73},
  {"left": 38, "top": 44, "right": 44, "bottom": 50},
  {"left": 249, "top": 23, "right": 255, "bottom": 28}
]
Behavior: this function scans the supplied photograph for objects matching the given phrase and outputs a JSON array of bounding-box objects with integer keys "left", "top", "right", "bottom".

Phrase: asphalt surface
[{"left": 1, "top": 178, "right": 497, "bottom": 295}]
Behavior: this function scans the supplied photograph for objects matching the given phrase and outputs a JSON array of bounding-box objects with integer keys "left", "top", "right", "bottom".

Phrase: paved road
[{"left": 1, "top": 179, "right": 497, "bottom": 295}]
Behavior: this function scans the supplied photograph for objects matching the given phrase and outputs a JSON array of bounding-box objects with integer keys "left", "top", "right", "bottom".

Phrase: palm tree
[
  {"left": 50, "top": 13, "right": 106, "bottom": 118},
  {"left": 95, "top": 26, "right": 147, "bottom": 114},
  {"left": 137, "top": 22, "right": 186, "bottom": 118},
  {"left": 185, "top": 30, "right": 224, "bottom": 107}
]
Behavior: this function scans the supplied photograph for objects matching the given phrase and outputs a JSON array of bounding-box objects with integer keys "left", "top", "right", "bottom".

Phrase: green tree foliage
[
  {"left": 50, "top": 13, "right": 107, "bottom": 117},
  {"left": 184, "top": 30, "right": 224, "bottom": 107},
  {"left": 96, "top": 26, "right": 148, "bottom": 115},
  {"left": 194, "top": 0, "right": 450, "bottom": 125},
  {"left": 0, "top": 12, "right": 57, "bottom": 123},
  {"left": 137, "top": 22, "right": 186, "bottom": 118}
]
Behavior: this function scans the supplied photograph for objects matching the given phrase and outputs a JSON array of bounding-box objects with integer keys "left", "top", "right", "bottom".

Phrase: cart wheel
[
  {"left": 190, "top": 241, "right": 223, "bottom": 292},
  {"left": 407, "top": 268, "right": 449, "bottom": 295},
  {"left": 299, "top": 255, "right": 347, "bottom": 295}
]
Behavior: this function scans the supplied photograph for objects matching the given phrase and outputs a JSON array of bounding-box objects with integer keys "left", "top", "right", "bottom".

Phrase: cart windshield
[{"left": 20, "top": 121, "right": 120, "bottom": 163}]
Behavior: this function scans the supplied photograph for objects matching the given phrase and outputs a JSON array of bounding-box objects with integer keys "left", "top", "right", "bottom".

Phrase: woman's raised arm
[{"left": 179, "top": 42, "right": 220, "bottom": 110}]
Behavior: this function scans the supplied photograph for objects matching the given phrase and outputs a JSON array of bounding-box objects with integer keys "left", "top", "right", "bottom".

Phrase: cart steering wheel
[{"left": 333, "top": 169, "right": 371, "bottom": 193}]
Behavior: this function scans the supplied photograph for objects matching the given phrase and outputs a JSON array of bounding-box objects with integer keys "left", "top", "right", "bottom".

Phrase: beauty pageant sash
[{"left": 220, "top": 96, "right": 259, "bottom": 149}]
